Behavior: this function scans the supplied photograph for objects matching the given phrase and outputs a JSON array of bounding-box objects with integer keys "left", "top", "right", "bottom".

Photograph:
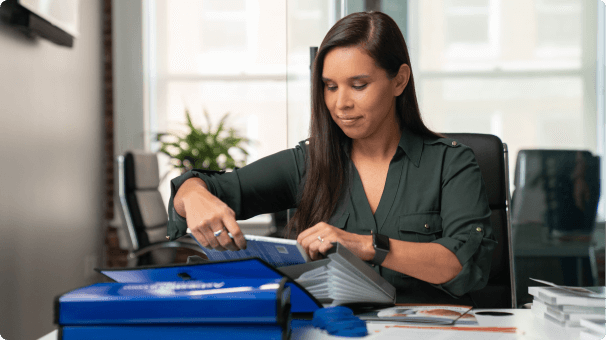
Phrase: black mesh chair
[
  {"left": 444, "top": 133, "right": 517, "bottom": 308},
  {"left": 116, "top": 151, "right": 204, "bottom": 267}
]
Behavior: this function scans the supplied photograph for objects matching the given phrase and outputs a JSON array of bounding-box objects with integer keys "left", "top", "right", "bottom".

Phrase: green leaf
[
  {"left": 203, "top": 108, "right": 212, "bottom": 133},
  {"left": 155, "top": 108, "right": 252, "bottom": 171}
]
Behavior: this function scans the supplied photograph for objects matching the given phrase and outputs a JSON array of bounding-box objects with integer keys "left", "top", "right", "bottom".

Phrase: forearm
[
  {"left": 360, "top": 238, "right": 462, "bottom": 285},
  {"left": 174, "top": 177, "right": 209, "bottom": 217},
  {"left": 387, "top": 240, "right": 462, "bottom": 284}
]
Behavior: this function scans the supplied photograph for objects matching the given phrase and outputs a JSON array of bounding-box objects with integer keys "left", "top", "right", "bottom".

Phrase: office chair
[
  {"left": 444, "top": 133, "right": 517, "bottom": 308},
  {"left": 116, "top": 151, "right": 205, "bottom": 267},
  {"left": 511, "top": 149, "right": 601, "bottom": 302}
]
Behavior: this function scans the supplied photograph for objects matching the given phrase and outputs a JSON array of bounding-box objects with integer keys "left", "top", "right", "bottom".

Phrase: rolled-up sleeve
[
  {"left": 430, "top": 145, "right": 497, "bottom": 297},
  {"left": 166, "top": 141, "right": 308, "bottom": 240},
  {"left": 167, "top": 169, "right": 226, "bottom": 240}
]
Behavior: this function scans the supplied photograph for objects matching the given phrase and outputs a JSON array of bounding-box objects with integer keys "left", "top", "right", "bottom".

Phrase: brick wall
[
  {"left": 101, "top": 1, "right": 204, "bottom": 267},
  {"left": 103, "top": 0, "right": 114, "bottom": 221},
  {"left": 103, "top": 0, "right": 123, "bottom": 268}
]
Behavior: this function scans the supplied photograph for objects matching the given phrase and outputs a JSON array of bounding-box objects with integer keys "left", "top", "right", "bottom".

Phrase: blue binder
[
  {"left": 56, "top": 278, "right": 290, "bottom": 325},
  {"left": 57, "top": 320, "right": 319, "bottom": 340},
  {"left": 59, "top": 324, "right": 287, "bottom": 340},
  {"left": 97, "top": 257, "right": 322, "bottom": 314},
  {"left": 55, "top": 258, "right": 321, "bottom": 339}
]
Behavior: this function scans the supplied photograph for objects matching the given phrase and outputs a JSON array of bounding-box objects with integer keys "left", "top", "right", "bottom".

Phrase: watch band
[{"left": 371, "top": 232, "right": 390, "bottom": 266}]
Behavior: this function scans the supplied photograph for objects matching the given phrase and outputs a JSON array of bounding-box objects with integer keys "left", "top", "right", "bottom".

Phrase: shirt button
[
  {"left": 424, "top": 224, "right": 430, "bottom": 229},
  {"left": 452, "top": 141, "right": 458, "bottom": 146},
  {"left": 476, "top": 227, "right": 482, "bottom": 232}
]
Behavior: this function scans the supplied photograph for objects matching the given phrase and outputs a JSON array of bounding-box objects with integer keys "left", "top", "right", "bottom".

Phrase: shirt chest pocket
[{"left": 397, "top": 213, "right": 443, "bottom": 243}]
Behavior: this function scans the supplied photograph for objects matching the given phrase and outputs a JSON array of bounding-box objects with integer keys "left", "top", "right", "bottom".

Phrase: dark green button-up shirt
[{"left": 167, "top": 128, "right": 496, "bottom": 306}]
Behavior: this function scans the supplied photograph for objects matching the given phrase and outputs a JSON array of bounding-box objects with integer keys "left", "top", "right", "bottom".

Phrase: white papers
[
  {"left": 530, "top": 278, "right": 606, "bottom": 299},
  {"left": 580, "top": 319, "right": 606, "bottom": 334},
  {"left": 528, "top": 286, "right": 606, "bottom": 307}
]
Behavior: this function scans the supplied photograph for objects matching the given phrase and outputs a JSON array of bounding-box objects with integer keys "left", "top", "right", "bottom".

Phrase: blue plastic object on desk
[
  {"left": 312, "top": 306, "right": 368, "bottom": 337},
  {"left": 98, "top": 257, "right": 322, "bottom": 314}
]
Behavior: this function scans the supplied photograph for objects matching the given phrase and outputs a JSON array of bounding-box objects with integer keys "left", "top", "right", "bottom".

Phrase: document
[
  {"left": 194, "top": 234, "right": 311, "bottom": 267},
  {"left": 357, "top": 304, "right": 478, "bottom": 325},
  {"left": 194, "top": 236, "right": 397, "bottom": 306},
  {"left": 528, "top": 278, "right": 606, "bottom": 327},
  {"left": 530, "top": 278, "right": 606, "bottom": 299}
]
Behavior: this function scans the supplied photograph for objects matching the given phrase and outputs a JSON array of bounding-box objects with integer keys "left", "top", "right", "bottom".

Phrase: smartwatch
[{"left": 371, "top": 232, "right": 390, "bottom": 266}]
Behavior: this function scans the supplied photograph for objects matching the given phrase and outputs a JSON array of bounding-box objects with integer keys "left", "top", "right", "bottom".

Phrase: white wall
[
  {"left": 108, "top": 0, "right": 146, "bottom": 240},
  {"left": 598, "top": 0, "right": 606, "bottom": 220},
  {"left": 0, "top": 1, "right": 104, "bottom": 339},
  {"left": 113, "top": 0, "right": 146, "bottom": 156}
]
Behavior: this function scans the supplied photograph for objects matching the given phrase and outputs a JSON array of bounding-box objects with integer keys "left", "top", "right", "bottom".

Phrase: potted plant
[{"left": 156, "top": 109, "right": 250, "bottom": 172}]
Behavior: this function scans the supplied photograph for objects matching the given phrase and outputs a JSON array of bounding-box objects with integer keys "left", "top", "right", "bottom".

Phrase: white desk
[
  {"left": 294, "top": 309, "right": 585, "bottom": 340},
  {"left": 40, "top": 309, "right": 590, "bottom": 340}
]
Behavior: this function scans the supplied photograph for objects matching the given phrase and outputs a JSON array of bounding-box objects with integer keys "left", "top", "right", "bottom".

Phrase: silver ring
[
  {"left": 318, "top": 236, "right": 323, "bottom": 243},
  {"left": 213, "top": 229, "right": 224, "bottom": 237}
]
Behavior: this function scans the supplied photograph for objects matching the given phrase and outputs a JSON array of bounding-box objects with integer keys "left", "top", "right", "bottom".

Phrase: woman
[{"left": 168, "top": 11, "right": 495, "bottom": 305}]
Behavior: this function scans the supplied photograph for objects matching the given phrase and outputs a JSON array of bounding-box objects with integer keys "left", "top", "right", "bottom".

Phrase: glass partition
[{"left": 407, "top": 0, "right": 602, "bottom": 306}]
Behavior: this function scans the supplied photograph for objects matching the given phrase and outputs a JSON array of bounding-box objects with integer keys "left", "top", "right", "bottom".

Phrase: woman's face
[{"left": 322, "top": 46, "right": 408, "bottom": 141}]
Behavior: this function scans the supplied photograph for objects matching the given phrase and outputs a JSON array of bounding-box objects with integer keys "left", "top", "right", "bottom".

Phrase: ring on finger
[
  {"left": 213, "top": 229, "right": 224, "bottom": 237},
  {"left": 318, "top": 235, "right": 323, "bottom": 243}
]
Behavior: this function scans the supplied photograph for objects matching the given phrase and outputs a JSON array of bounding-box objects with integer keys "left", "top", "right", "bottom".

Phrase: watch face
[
  {"left": 374, "top": 233, "right": 390, "bottom": 251},
  {"left": 372, "top": 233, "right": 390, "bottom": 266}
]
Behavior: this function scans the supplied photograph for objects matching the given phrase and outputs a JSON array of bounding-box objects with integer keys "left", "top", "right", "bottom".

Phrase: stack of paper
[
  {"left": 579, "top": 319, "right": 606, "bottom": 340},
  {"left": 528, "top": 279, "right": 605, "bottom": 328}
]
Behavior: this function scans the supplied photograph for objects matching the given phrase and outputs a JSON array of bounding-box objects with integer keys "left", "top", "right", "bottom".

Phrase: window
[
  {"left": 146, "top": 0, "right": 335, "bottom": 207},
  {"left": 147, "top": 0, "right": 288, "bottom": 205},
  {"left": 408, "top": 0, "right": 599, "bottom": 222},
  {"left": 286, "top": 0, "right": 333, "bottom": 147},
  {"left": 442, "top": 0, "right": 499, "bottom": 69}
]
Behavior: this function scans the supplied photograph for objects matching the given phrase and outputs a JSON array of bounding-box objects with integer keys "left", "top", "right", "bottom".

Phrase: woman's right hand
[{"left": 174, "top": 177, "right": 246, "bottom": 251}]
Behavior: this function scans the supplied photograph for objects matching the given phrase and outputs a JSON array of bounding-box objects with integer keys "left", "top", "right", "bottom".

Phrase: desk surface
[{"left": 40, "top": 309, "right": 589, "bottom": 340}]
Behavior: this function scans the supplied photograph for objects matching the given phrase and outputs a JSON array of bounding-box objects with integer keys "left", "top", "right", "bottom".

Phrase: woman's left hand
[{"left": 296, "top": 222, "right": 374, "bottom": 261}]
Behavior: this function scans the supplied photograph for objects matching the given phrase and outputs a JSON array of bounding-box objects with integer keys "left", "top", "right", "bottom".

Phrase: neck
[{"left": 351, "top": 116, "right": 401, "bottom": 162}]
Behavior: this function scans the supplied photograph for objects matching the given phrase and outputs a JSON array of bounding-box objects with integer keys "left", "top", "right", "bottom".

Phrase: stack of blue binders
[{"left": 54, "top": 258, "right": 322, "bottom": 340}]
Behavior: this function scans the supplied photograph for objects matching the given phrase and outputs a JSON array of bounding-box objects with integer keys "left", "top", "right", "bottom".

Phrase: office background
[{"left": 0, "top": 0, "right": 604, "bottom": 339}]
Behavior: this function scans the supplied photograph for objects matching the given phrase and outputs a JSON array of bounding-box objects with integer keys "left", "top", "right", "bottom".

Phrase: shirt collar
[
  {"left": 342, "top": 126, "right": 424, "bottom": 167},
  {"left": 397, "top": 126, "right": 423, "bottom": 167}
]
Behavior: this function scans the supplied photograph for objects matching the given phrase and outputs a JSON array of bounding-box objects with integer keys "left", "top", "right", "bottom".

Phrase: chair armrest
[{"left": 127, "top": 241, "right": 207, "bottom": 267}]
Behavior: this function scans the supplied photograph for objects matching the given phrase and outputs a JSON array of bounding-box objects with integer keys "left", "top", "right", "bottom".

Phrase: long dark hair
[{"left": 286, "top": 11, "right": 442, "bottom": 237}]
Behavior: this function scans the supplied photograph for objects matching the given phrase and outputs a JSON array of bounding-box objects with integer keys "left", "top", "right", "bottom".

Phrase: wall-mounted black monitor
[{"left": 0, "top": 0, "right": 79, "bottom": 48}]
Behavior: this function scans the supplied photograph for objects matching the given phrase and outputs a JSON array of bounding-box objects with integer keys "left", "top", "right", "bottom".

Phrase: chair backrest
[
  {"left": 512, "top": 149, "right": 601, "bottom": 233},
  {"left": 117, "top": 151, "right": 168, "bottom": 251},
  {"left": 444, "top": 133, "right": 516, "bottom": 308}
]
